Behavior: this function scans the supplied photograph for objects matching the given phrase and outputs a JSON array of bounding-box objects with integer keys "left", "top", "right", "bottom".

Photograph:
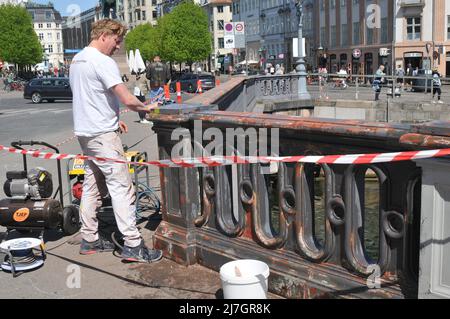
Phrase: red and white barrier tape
[{"left": 1, "top": 145, "right": 450, "bottom": 168}]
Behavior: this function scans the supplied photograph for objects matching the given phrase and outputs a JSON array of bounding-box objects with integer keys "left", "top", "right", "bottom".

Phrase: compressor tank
[{"left": 0, "top": 198, "right": 62, "bottom": 230}]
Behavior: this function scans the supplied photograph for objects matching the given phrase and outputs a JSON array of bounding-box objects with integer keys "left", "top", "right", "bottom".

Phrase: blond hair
[{"left": 90, "top": 19, "right": 127, "bottom": 41}]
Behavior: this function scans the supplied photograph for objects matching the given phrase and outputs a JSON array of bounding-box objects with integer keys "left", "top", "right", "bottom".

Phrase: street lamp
[{"left": 295, "top": 0, "right": 311, "bottom": 100}]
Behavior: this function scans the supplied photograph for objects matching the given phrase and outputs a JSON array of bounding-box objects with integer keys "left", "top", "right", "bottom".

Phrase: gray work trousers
[{"left": 77, "top": 131, "right": 141, "bottom": 248}]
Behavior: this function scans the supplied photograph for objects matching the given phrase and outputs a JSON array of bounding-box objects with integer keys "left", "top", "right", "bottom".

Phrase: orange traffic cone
[
  {"left": 164, "top": 85, "right": 170, "bottom": 100},
  {"left": 197, "top": 80, "right": 203, "bottom": 94},
  {"left": 215, "top": 78, "right": 220, "bottom": 86},
  {"left": 176, "top": 82, "right": 182, "bottom": 104}
]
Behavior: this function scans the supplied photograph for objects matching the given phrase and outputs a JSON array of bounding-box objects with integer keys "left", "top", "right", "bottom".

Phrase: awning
[{"left": 237, "top": 60, "right": 259, "bottom": 65}]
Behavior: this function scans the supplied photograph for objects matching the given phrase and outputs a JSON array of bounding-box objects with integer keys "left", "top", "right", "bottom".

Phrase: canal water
[{"left": 269, "top": 173, "right": 380, "bottom": 261}]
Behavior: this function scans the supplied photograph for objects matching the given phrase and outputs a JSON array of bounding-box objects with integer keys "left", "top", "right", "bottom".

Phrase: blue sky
[{"left": 33, "top": 0, "right": 99, "bottom": 16}]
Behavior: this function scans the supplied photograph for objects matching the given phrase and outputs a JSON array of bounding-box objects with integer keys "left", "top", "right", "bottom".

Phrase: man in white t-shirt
[{"left": 70, "top": 19, "right": 162, "bottom": 263}]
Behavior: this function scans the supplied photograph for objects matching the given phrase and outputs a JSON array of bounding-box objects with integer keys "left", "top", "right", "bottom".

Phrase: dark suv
[
  {"left": 170, "top": 73, "right": 215, "bottom": 93},
  {"left": 24, "top": 77, "right": 72, "bottom": 103}
]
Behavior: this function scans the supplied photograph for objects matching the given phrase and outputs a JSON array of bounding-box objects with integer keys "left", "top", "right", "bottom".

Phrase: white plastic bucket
[{"left": 220, "top": 259, "right": 270, "bottom": 299}]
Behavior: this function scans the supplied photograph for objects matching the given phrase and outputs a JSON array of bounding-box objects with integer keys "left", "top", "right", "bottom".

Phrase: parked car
[
  {"left": 170, "top": 73, "right": 215, "bottom": 93},
  {"left": 411, "top": 69, "right": 433, "bottom": 92},
  {"left": 24, "top": 77, "right": 72, "bottom": 103}
]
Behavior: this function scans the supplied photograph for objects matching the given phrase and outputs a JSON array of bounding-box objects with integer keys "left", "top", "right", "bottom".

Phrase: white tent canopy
[
  {"left": 128, "top": 50, "right": 136, "bottom": 74},
  {"left": 134, "top": 49, "right": 146, "bottom": 74}
]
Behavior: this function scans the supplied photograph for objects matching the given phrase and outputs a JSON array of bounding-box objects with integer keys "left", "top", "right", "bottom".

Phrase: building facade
[
  {"left": 261, "top": 0, "right": 311, "bottom": 72},
  {"left": 314, "top": 0, "right": 394, "bottom": 77},
  {"left": 315, "top": 0, "right": 450, "bottom": 77},
  {"left": 232, "top": 0, "right": 262, "bottom": 70},
  {"left": 62, "top": 7, "right": 102, "bottom": 63},
  {"left": 26, "top": 3, "right": 64, "bottom": 68},
  {"left": 116, "top": 0, "right": 160, "bottom": 29},
  {"left": 232, "top": 0, "right": 316, "bottom": 73},
  {"left": 202, "top": 0, "right": 233, "bottom": 72},
  {"left": 394, "top": 0, "right": 450, "bottom": 77}
]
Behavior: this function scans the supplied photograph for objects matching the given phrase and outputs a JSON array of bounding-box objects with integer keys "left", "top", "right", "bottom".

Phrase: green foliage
[
  {"left": 162, "top": 1, "right": 211, "bottom": 64},
  {"left": 124, "top": 0, "right": 211, "bottom": 64},
  {"left": 0, "top": 4, "right": 43, "bottom": 66},
  {"left": 125, "top": 23, "right": 162, "bottom": 62}
]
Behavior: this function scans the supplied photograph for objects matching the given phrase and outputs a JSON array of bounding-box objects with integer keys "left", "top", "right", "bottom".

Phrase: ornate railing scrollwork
[
  {"left": 344, "top": 164, "right": 404, "bottom": 276},
  {"left": 294, "top": 163, "right": 337, "bottom": 262},
  {"left": 248, "top": 163, "right": 289, "bottom": 249},
  {"left": 257, "top": 75, "right": 296, "bottom": 97}
]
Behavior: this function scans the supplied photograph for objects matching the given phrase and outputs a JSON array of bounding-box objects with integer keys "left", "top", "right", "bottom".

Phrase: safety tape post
[{"left": 1, "top": 145, "right": 450, "bottom": 168}]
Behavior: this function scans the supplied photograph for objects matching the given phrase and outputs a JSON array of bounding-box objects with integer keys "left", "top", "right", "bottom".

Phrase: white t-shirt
[{"left": 70, "top": 47, "right": 123, "bottom": 137}]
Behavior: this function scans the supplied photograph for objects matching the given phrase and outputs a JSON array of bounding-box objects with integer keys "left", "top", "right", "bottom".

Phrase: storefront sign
[{"left": 404, "top": 52, "right": 422, "bottom": 58}]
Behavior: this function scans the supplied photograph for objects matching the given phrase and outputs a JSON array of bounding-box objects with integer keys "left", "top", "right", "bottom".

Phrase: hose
[{"left": 135, "top": 182, "right": 161, "bottom": 221}]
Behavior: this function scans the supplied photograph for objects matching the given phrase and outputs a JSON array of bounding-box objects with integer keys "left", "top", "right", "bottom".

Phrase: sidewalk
[{"left": 0, "top": 107, "right": 281, "bottom": 299}]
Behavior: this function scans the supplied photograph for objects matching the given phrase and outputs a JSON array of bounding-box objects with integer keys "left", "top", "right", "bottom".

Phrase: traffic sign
[
  {"left": 224, "top": 22, "right": 234, "bottom": 36},
  {"left": 224, "top": 36, "right": 235, "bottom": 49},
  {"left": 352, "top": 48, "right": 361, "bottom": 59},
  {"left": 235, "top": 22, "right": 245, "bottom": 35}
]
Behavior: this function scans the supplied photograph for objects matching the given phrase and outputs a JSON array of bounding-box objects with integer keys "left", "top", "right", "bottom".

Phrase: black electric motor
[{"left": 3, "top": 169, "right": 53, "bottom": 200}]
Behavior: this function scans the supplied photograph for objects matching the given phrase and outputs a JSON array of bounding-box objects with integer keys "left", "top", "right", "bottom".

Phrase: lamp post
[{"left": 295, "top": 0, "right": 311, "bottom": 100}]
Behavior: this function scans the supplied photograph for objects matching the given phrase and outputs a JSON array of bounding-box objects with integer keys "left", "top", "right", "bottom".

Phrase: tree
[
  {"left": 125, "top": 23, "right": 162, "bottom": 62},
  {"left": 0, "top": 5, "right": 43, "bottom": 68},
  {"left": 161, "top": 1, "right": 211, "bottom": 66}
]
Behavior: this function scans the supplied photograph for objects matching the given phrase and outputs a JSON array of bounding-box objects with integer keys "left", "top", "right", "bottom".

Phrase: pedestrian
[
  {"left": 373, "top": 64, "right": 385, "bottom": 101},
  {"left": 406, "top": 63, "right": 413, "bottom": 90},
  {"left": 69, "top": 19, "right": 162, "bottom": 263},
  {"left": 275, "top": 64, "right": 284, "bottom": 75},
  {"left": 134, "top": 72, "right": 150, "bottom": 123},
  {"left": 269, "top": 64, "right": 275, "bottom": 75},
  {"left": 337, "top": 66, "right": 348, "bottom": 88},
  {"left": 395, "top": 65, "right": 405, "bottom": 90},
  {"left": 145, "top": 55, "right": 170, "bottom": 105},
  {"left": 432, "top": 68, "right": 443, "bottom": 104}
]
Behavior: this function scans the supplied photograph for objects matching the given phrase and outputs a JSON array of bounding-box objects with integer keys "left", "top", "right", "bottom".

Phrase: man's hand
[
  {"left": 144, "top": 101, "right": 159, "bottom": 112},
  {"left": 119, "top": 121, "right": 128, "bottom": 134}
]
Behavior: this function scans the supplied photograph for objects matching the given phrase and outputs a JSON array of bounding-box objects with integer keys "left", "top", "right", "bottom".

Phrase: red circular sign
[
  {"left": 352, "top": 49, "right": 361, "bottom": 59},
  {"left": 225, "top": 23, "right": 233, "bottom": 32},
  {"left": 235, "top": 23, "right": 244, "bottom": 32}
]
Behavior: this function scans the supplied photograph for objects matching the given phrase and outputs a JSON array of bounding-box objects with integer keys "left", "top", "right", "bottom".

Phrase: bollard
[
  {"left": 216, "top": 78, "right": 220, "bottom": 86},
  {"left": 164, "top": 85, "right": 170, "bottom": 100},
  {"left": 176, "top": 82, "right": 182, "bottom": 104},
  {"left": 355, "top": 77, "right": 359, "bottom": 100},
  {"left": 431, "top": 79, "right": 434, "bottom": 103},
  {"left": 197, "top": 80, "right": 203, "bottom": 94}
]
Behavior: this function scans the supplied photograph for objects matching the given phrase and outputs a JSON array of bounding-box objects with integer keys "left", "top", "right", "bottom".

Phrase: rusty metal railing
[{"left": 150, "top": 109, "right": 450, "bottom": 298}]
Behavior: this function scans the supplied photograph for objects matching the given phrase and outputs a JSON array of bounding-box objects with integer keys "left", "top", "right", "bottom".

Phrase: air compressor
[
  {"left": 0, "top": 141, "right": 80, "bottom": 235},
  {"left": 0, "top": 141, "right": 80, "bottom": 276}
]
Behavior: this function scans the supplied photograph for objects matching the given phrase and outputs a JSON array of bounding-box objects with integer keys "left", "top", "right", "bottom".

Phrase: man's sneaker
[
  {"left": 80, "top": 237, "right": 115, "bottom": 255},
  {"left": 121, "top": 241, "right": 163, "bottom": 263},
  {"left": 438, "top": 100, "right": 444, "bottom": 104},
  {"left": 140, "top": 119, "right": 152, "bottom": 124}
]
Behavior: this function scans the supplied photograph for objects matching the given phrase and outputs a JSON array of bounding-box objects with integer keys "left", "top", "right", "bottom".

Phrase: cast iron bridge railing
[{"left": 150, "top": 109, "right": 448, "bottom": 299}]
